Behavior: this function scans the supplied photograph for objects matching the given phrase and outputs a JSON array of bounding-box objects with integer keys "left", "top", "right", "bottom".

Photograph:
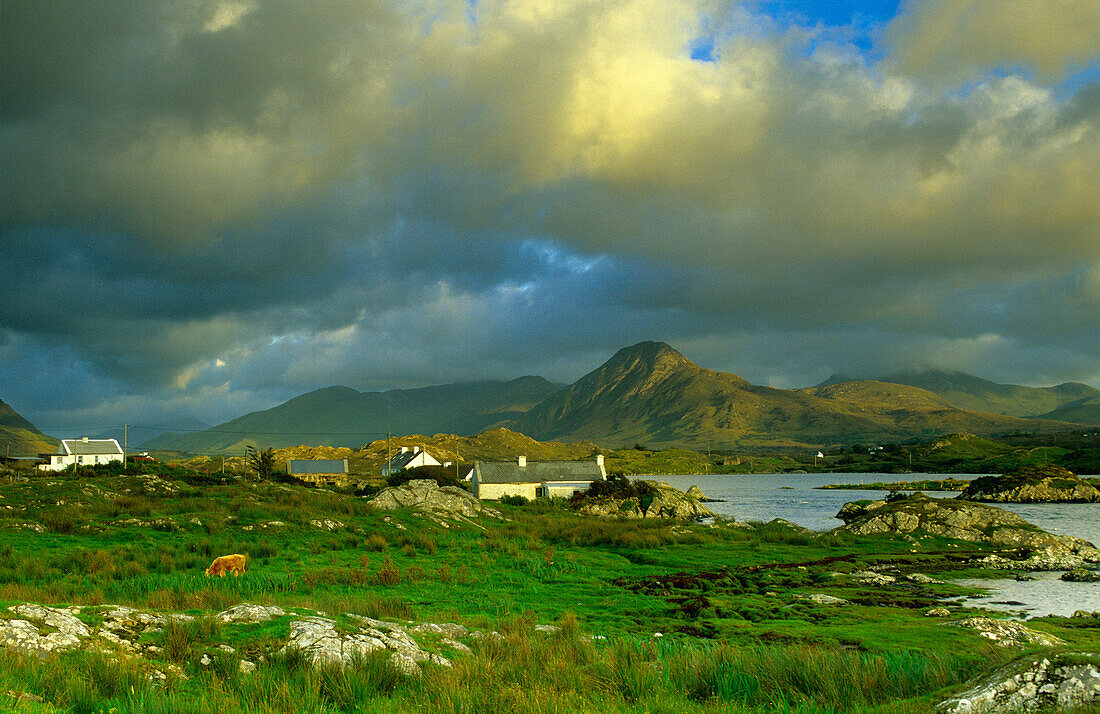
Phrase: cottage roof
[
  {"left": 288, "top": 459, "right": 347, "bottom": 474},
  {"left": 386, "top": 449, "right": 428, "bottom": 471},
  {"left": 475, "top": 460, "right": 604, "bottom": 484},
  {"left": 58, "top": 438, "right": 123, "bottom": 456}
]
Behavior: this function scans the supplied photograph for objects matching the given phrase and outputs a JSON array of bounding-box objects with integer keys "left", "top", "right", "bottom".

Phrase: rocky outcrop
[
  {"left": 958, "top": 466, "right": 1100, "bottom": 503},
  {"left": 575, "top": 481, "right": 715, "bottom": 520},
  {"left": 834, "top": 493, "right": 1100, "bottom": 568},
  {"left": 952, "top": 617, "right": 1065, "bottom": 648},
  {"left": 937, "top": 652, "right": 1100, "bottom": 713},
  {"left": 367, "top": 479, "right": 502, "bottom": 521},
  {"left": 1061, "top": 567, "right": 1100, "bottom": 582}
]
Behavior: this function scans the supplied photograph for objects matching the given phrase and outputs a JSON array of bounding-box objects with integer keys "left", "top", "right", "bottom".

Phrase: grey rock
[
  {"left": 798, "top": 593, "right": 850, "bottom": 605},
  {"left": 1061, "top": 567, "right": 1100, "bottom": 582},
  {"left": 952, "top": 618, "right": 1065, "bottom": 648},
  {"left": 411, "top": 622, "right": 468, "bottom": 638},
  {"left": 9, "top": 604, "right": 90, "bottom": 639},
  {"left": 835, "top": 494, "right": 1100, "bottom": 568},
  {"left": 0, "top": 618, "right": 82, "bottom": 657},
  {"left": 368, "top": 480, "right": 502, "bottom": 520},
  {"left": 957, "top": 466, "right": 1100, "bottom": 504},
  {"left": 937, "top": 653, "right": 1100, "bottom": 713},
  {"left": 216, "top": 603, "right": 286, "bottom": 624},
  {"left": 576, "top": 481, "right": 716, "bottom": 520}
]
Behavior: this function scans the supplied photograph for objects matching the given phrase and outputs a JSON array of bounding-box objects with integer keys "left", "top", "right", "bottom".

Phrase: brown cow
[{"left": 205, "top": 553, "right": 247, "bottom": 577}]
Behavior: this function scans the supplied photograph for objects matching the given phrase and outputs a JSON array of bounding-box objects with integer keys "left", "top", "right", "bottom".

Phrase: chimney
[
  {"left": 517, "top": 455, "right": 527, "bottom": 467},
  {"left": 81, "top": 436, "right": 89, "bottom": 443},
  {"left": 400, "top": 446, "right": 409, "bottom": 454},
  {"left": 595, "top": 454, "right": 606, "bottom": 479}
]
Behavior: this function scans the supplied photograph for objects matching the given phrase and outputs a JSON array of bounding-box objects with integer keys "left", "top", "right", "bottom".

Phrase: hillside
[
  {"left": 146, "top": 377, "right": 561, "bottom": 454},
  {"left": 0, "top": 398, "right": 58, "bottom": 457},
  {"left": 509, "top": 343, "right": 1073, "bottom": 449},
  {"left": 826, "top": 369, "right": 1100, "bottom": 422}
]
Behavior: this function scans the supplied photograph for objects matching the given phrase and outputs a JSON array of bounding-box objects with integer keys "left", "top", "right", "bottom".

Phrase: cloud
[
  {"left": 1, "top": 0, "right": 1098, "bottom": 429},
  {"left": 886, "top": 0, "right": 1100, "bottom": 86}
]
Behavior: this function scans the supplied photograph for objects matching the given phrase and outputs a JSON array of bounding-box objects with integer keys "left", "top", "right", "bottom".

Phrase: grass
[{"left": 0, "top": 463, "right": 1094, "bottom": 712}]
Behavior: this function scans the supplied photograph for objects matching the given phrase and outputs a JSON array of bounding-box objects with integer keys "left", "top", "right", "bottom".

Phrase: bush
[
  {"left": 500, "top": 494, "right": 529, "bottom": 507},
  {"left": 571, "top": 474, "right": 657, "bottom": 508}
]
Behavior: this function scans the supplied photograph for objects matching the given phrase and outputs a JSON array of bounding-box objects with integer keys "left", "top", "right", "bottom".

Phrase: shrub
[
  {"left": 500, "top": 494, "right": 529, "bottom": 506},
  {"left": 571, "top": 474, "right": 657, "bottom": 509},
  {"left": 386, "top": 465, "right": 469, "bottom": 490}
]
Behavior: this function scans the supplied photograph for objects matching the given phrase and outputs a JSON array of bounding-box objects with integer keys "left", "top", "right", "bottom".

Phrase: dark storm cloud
[{"left": 1, "top": 0, "right": 1098, "bottom": 430}]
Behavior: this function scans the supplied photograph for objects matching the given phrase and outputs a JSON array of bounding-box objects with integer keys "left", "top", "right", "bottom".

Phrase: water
[{"left": 657, "top": 473, "right": 1100, "bottom": 617}]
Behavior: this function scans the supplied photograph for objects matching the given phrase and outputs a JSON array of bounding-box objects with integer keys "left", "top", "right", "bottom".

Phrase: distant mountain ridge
[
  {"left": 143, "top": 376, "right": 561, "bottom": 453},
  {"left": 138, "top": 343, "right": 1093, "bottom": 455},
  {"left": 511, "top": 343, "right": 1073, "bottom": 448},
  {"left": 0, "top": 399, "right": 59, "bottom": 456},
  {"left": 817, "top": 369, "right": 1100, "bottom": 423}
]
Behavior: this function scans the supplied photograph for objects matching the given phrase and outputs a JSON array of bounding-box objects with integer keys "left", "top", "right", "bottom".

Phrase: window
[{"left": 77, "top": 455, "right": 83, "bottom": 463}]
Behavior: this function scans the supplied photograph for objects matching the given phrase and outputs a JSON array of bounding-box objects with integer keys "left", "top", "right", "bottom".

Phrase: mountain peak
[{"left": 607, "top": 341, "right": 694, "bottom": 370}]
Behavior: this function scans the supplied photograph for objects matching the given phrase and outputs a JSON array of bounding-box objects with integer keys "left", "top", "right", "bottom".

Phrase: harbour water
[{"left": 658, "top": 473, "right": 1100, "bottom": 617}]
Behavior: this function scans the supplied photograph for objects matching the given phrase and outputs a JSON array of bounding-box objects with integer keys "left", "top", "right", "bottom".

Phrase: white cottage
[
  {"left": 471, "top": 455, "right": 607, "bottom": 501},
  {"left": 39, "top": 437, "right": 124, "bottom": 471},
  {"left": 382, "top": 446, "right": 441, "bottom": 476}
]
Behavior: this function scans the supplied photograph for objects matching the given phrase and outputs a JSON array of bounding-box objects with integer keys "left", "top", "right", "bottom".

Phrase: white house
[
  {"left": 471, "top": 455, "right": 607, "bottom": 501},
  {"left": 382, "top": 446, "right": 441, "bottom": 476},
  {"left": 39, "top": 437, "right": 124, "bottom": 471}
]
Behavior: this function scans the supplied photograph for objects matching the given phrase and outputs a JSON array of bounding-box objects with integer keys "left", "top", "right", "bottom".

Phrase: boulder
[
  {"left": 937, "top": 652, "right": 1100, "bottom": 713},
  {"left": 1061, "top": 567, "right": 1100, "bottom": 582},
  {"left": 367, "top": 479, "right": 502, "bottom": 520},
  {"left": 575, "top": 481, "right": 715, "bottom": 520},
  {"left": 957, "top": 465, "right": 1100, "bottom": 503},
  {"left": 834, "top": 493, "right": 1100, "bottom": 567}
]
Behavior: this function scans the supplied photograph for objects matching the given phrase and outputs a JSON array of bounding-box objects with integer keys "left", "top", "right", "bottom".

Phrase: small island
[
  {"left": 817, "top": 478, "right": 969, "bottom": 491},
  {"left": 957, "top": 465, "right": 1100, "bottom": 503}
]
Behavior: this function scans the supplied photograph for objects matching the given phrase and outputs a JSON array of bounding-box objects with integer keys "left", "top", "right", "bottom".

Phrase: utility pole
[
  {"left": 386, "top": 432, "right": 391, "bottom": 477},
  {"left": 123, "top": 424, "right": 128, "bottom": 466}
]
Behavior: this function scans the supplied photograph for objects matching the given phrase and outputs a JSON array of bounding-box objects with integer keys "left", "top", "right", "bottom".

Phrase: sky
[{"left": 2, "top": 0, "right": 1099, "bottom": 435}]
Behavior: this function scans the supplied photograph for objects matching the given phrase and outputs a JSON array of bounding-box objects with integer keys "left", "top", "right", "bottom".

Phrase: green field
[{"left": 0, "top": 462, "right": 1097, "bottom": 712}]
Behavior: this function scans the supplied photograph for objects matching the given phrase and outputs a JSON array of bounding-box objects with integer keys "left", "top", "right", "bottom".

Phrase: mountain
[
  {"left": 145, "top": 377, "right": 561, "bottom": 454},
  {"left": 0, "top": 398, "right": 59, "bottom": 457},
  {"left": 851, "top": 369, "right": 1100, "bottom": 423},
  {"left": 509, "top": 342, "right": 1075, "bottom": 449}
]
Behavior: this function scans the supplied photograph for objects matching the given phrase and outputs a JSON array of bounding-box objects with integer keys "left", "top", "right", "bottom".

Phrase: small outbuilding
[
  {"left": 38, "top": 437, "right": 124, "bottom": 471},
  {"left": 287, "top": 459, "right": 348, "bottom": 485},
  {"left": 472, "top": 455, "right": 607, "bottom": 501}
]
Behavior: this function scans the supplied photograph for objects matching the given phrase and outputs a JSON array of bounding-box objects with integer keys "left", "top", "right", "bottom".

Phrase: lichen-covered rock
[
  {"left": 575, "top": 481, "right": 716, "bottom": 520},
  {"left": 834, "top": 494, "right": 1100, "bottom": 567},
  {"left": 937, "top": 652, "right": 1100, "bottom": 713},
  {"left": 9, "top": 604, "right": 90, "bottom": 639},
  {"left": 1061, "top": 567, "right": 1100, "bottom": 582},
  {"left": 281, "top": 614, "right": 452, "bottom": 676},
  {"left": 216, "top": 603, "right": 286, "bottom": 624},
  {"left": 958, "top": 465, "right": 1100, "bottom": 503},
  {"left": 0, "top": 618, "right": 82, "bottom": 657},
  {"left": 952, "top": 618, "right": 1065, "bottom": 648},
  {"left": 368, "top": 479, "right": 502, "bottom": 520}
]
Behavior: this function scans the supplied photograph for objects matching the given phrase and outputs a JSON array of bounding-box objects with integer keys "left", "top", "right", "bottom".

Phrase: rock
[
  {"left": 852, "top": 570, "right": 897, "bottom": 586},
  {"left": 368, "top": 480, "right": 502, "bottom": 520},
  {"left": 1061, "top": 567, "right": 1100, "bottom": 582},
  {"left": 309, "top": 518, "right": 345, "bottom": 531},
  {"left": 239, "top": 659, "right": 257, "bottom": 674},
  {"left": 4, "top": 690, "right": 45, "bottom": 704},
  {"left": 0, "top": 618, "right": 82, "bottom": 657},
  {"left": 952, "top": 618, "right": 1065, "bottom": 648},
  {"left": 834, "top": 494, "right": 1100, "bottom": 568},
  {"left": 798, "top": 593, "right": 849, "bottom": 605},
  {"left": 9, "top": 604, "right": 90, "bottom": 639},
  {"left": 957, "top": 466, "right": 1100, "bottom": 504},
  {"left": 925, "top": 608, "right": 951, "bottom": 617},
  {"left": 835, "top": 500, "right": 886, "bottom": 524},
  {"left": 216, "top": 603, "right": 286, "bottom": 624},
  {"left": 411, "top": 622, "right": 468, "bottom": 638},
  {"left": 575, "top": 481, "right": 716, "bottom": 520},
  {"left": 937, "top": 652, "right": 1100, "bottom": 713},
  {"left": 441, "top": 637, "right": 472, "bottom": 654},
  {"left": 281, "top": 614, "right": 452, "bottom": 675}
]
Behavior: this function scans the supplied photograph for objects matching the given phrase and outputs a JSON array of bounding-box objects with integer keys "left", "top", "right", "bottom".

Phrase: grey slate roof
[
  {"left": 58, "top": 439, "right": 123, "bottom": 456},
  {"left": 474, "top": 460, "right": 604, "bottom": 484},
  {"left": 288, "top": 459, "right": 347, "bottom": 474},
  {"left": 386, "top": 450, "right": 423, "bottom": 471}
]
